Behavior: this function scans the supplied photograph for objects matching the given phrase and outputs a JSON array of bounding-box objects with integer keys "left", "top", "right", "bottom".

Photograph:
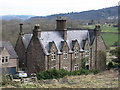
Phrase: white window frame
[
  {"left": 51, "top": 52, "right": 56, "bottom": 61},
  {"left": 2, "top": 56, "right": 9, "bottom": 63},
  {"left": 85, "top": 50, "right": 89, "bottom": 57},
  {"left": 74, "top": 49, "right": 79, "bottom": 59},
  {"left": 5, "top": 56, "right": 9, "bottom": 63},
  {"left": 74, "top": 64, "right": 79, "bottom": 71},
  {"left": 63, "top": 51, "right": 68, "bottom": 59}
]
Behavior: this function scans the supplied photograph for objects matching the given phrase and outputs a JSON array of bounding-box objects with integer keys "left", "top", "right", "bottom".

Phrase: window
[
  {"left": 74, "top": 64, "right": 79, "bottom": 71},
  {"left": 2, "top": 56, "right": 9, "bottom": 63},
  {"left": 63, "top": 51, "right": 68, "bottom": 59},
  {"left": 2, "top": 57, "right": 4, "bottom": 63},
  {"left": 51, "top": 52, "right": 56, "bottom": 61},
  {"left": 74, "top": 49, "right": 79, "bottom": 59},
  {"left": 5, "top": 56, "right": 9, "bottom": 62},
  {"left": 85, "top": 50, "right": 89, "bottom": 57}
]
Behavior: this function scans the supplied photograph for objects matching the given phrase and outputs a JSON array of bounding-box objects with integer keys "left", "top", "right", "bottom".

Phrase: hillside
[
  {"left": 1, "top": 6, "right": 118, "bottom": 21},
  {"left": 1, "top": 6, "right": 118, "bottom": 47},
  {"left": 1, "top": 15, "right": 35, "bottom": 20},
  {"left": 30, "top": 6, "right": 118, "bottom": 20}
]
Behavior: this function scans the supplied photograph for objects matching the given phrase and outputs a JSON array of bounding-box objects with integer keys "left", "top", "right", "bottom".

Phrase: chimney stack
[
  {"left": 56, "top": 17, "right": 67, "bottom": 40},
  {"left": 19, "top": 24, "right": 24, "bottom": 35},
  {"left": 94, "top": 24, "right": 101, "bottom": 36},
  {"left": 56, "top": 16, "right": 67, "bottom": 30},
  {"left": 33, "top": 24, "right": 41, "bottom": 37}
]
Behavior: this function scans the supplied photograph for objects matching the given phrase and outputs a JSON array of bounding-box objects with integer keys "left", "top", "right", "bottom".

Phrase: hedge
[{"left": 37, "top": 69, "right": 99, "bottom": 80}]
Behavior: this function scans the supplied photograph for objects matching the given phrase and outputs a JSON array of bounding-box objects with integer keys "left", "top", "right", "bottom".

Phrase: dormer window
[
  {"left": 51, "top": 52, "right": 56, "bottom": 61},
  {"left": 63, "top": 51, "right": 68, "bottom": 59}
]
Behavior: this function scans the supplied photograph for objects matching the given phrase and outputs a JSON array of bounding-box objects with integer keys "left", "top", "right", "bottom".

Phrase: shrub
[
  {"left": 37, "top": 69, "right": 99, "bottom": 80},
  {"left": 107, "top": 62, "right": 114, "bottom": 70}
]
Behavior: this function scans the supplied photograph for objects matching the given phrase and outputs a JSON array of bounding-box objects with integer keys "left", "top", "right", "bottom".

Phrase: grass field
[
  {"left": 82, "top": 25, "right": 118, "bottom": 46},
  {"left": 83, "top": 25, "right": 118, "bottom": 32},
  {"left": 102, "top": 33, "right": 118, "bottom": 46}
]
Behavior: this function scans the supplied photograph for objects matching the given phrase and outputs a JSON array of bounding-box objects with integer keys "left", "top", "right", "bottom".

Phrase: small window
[
  {"left": 5, "top": 56, "right": 9, "bottom": 62},
  {"left": 2, "top": 57, "right": 4, "bottom": 63},
  {"left": 2, "top": 56, "right": 9, "bottom": 63},
  {"left": 74, "top": 64, "right": 79, "bottom": 71},
  {"left": 85, "top": 50, "right": 89, "bottom": 57},
  {"left": 51, "top": 52, "right": 56, "bottom": 61},
  {"left": 63, "top": 51, "right": 68, "bottom": 59}
]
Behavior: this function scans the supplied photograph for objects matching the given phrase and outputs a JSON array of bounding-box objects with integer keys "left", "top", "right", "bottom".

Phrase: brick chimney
[
  {"left": 33, "top": 24, "right": 41, "bottom": 37},
  {"left": 19, "top": 24, "right": 24, "bottom": 35},
  {"left": 56, "top": 17, "right": 67, "bottom": 40}
]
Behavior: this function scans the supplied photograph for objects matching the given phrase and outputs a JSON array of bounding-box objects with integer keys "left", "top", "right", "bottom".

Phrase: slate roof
[
  {"left": 0, "top": 47, "right": 4, "bottom": 53},
  {"left": 22, "top": 34, "right": 33, "bottom": 48},
  {"left": 21, "top": 29, "right": 95, "bottom": 55},
  {"left": 0, "top": 41, "right": 18, "bottom": 58}
]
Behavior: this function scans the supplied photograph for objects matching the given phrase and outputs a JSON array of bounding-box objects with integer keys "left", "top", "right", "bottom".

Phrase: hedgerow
[{"left": 37, "top": 69, "right": 99, "bottom": 80}]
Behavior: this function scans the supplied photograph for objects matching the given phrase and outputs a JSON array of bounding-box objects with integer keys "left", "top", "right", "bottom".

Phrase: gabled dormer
[
  {"left": 61, "top": 41, "right": 69, "bottom": 60},
  {"left": 49, "top": 41, "right": 58, "bottom": 61},
  {"left": 72, "top": 40, "right": 80, "bottom": 59},
  {"left": 83, "top": 39, "right": 90, "bottom": 57}
]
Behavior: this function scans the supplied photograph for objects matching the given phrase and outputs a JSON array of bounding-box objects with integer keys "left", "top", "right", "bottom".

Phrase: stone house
[
  {"left": 15, "top": 17, "right": 106, "bottom": 74},
  {"left": 0, "top": 41, "right": 18, "bottom": 74}
]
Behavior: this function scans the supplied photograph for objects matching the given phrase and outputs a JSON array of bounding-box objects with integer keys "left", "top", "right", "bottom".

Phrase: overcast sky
[{"left": 0, "top": 0, "right": 119, "bottom": 16}]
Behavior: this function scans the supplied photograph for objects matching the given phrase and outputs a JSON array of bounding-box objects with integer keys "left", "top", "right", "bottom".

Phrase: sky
[{"left": 0, "top": 0, "right": 119, "bottom": 16}]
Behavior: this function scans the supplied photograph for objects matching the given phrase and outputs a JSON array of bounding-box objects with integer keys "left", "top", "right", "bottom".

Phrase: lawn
[{"left": 102, "top": 33, "right": 118, "bottom": 46}]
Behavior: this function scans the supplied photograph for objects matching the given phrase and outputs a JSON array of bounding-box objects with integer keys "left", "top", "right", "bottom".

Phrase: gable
[
  {"left": 0, "top": 41, "right": 18, "bottom": 58},
  {"left": 49, "top": 41, "right": 58, "bottom": 52},
  {"left": 92, "top": 36, "right": 106, "bottom": 50},
  {"left": 61, "top": 41, "right": 69, "bottom": 51},
  {"left": 0, "top": 47, "right": 10, "bottom": 57},
  {"left": 72, "top": 40, "right": 80, "bottom": 50}
]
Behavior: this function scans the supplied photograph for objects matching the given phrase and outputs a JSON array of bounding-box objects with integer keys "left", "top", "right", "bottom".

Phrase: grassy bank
[{"left": 1, "top": 70, "right": 119, "bottom": 88}]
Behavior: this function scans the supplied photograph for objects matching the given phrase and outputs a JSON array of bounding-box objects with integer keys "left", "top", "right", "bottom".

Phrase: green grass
[
  {"left": 82, "top": 25, "right": 118, "bottom": 32},
  {"left": 101, "top": 25, "right": 118, "bottom": 32},
  {"left": 102, "top": 33, "right": 118, "bottom": 46}
]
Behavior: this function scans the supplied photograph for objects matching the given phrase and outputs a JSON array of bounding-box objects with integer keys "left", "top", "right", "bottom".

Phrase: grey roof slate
[
  {"left": 0, "top": 41, "right": 18, "bottom": 58},
  {"left": 0, "top": 47, "right": 4, "bottom": 53},
  {"left": 22, "top": 34, "right": 33, "bottom": 48},
  {"left": 22, "top": 29, "right": 95, "bottom": 55}
]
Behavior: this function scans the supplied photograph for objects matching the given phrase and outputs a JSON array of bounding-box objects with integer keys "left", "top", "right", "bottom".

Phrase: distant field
[
  {"left": 102, "top": 33, "right": 118, "bottom": 46},
  {"left": 82, "top": 25, "right": 118, "bottom": 46},
  {"left": 83, "top": 25, "right": 118, "bottom": 32}
]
